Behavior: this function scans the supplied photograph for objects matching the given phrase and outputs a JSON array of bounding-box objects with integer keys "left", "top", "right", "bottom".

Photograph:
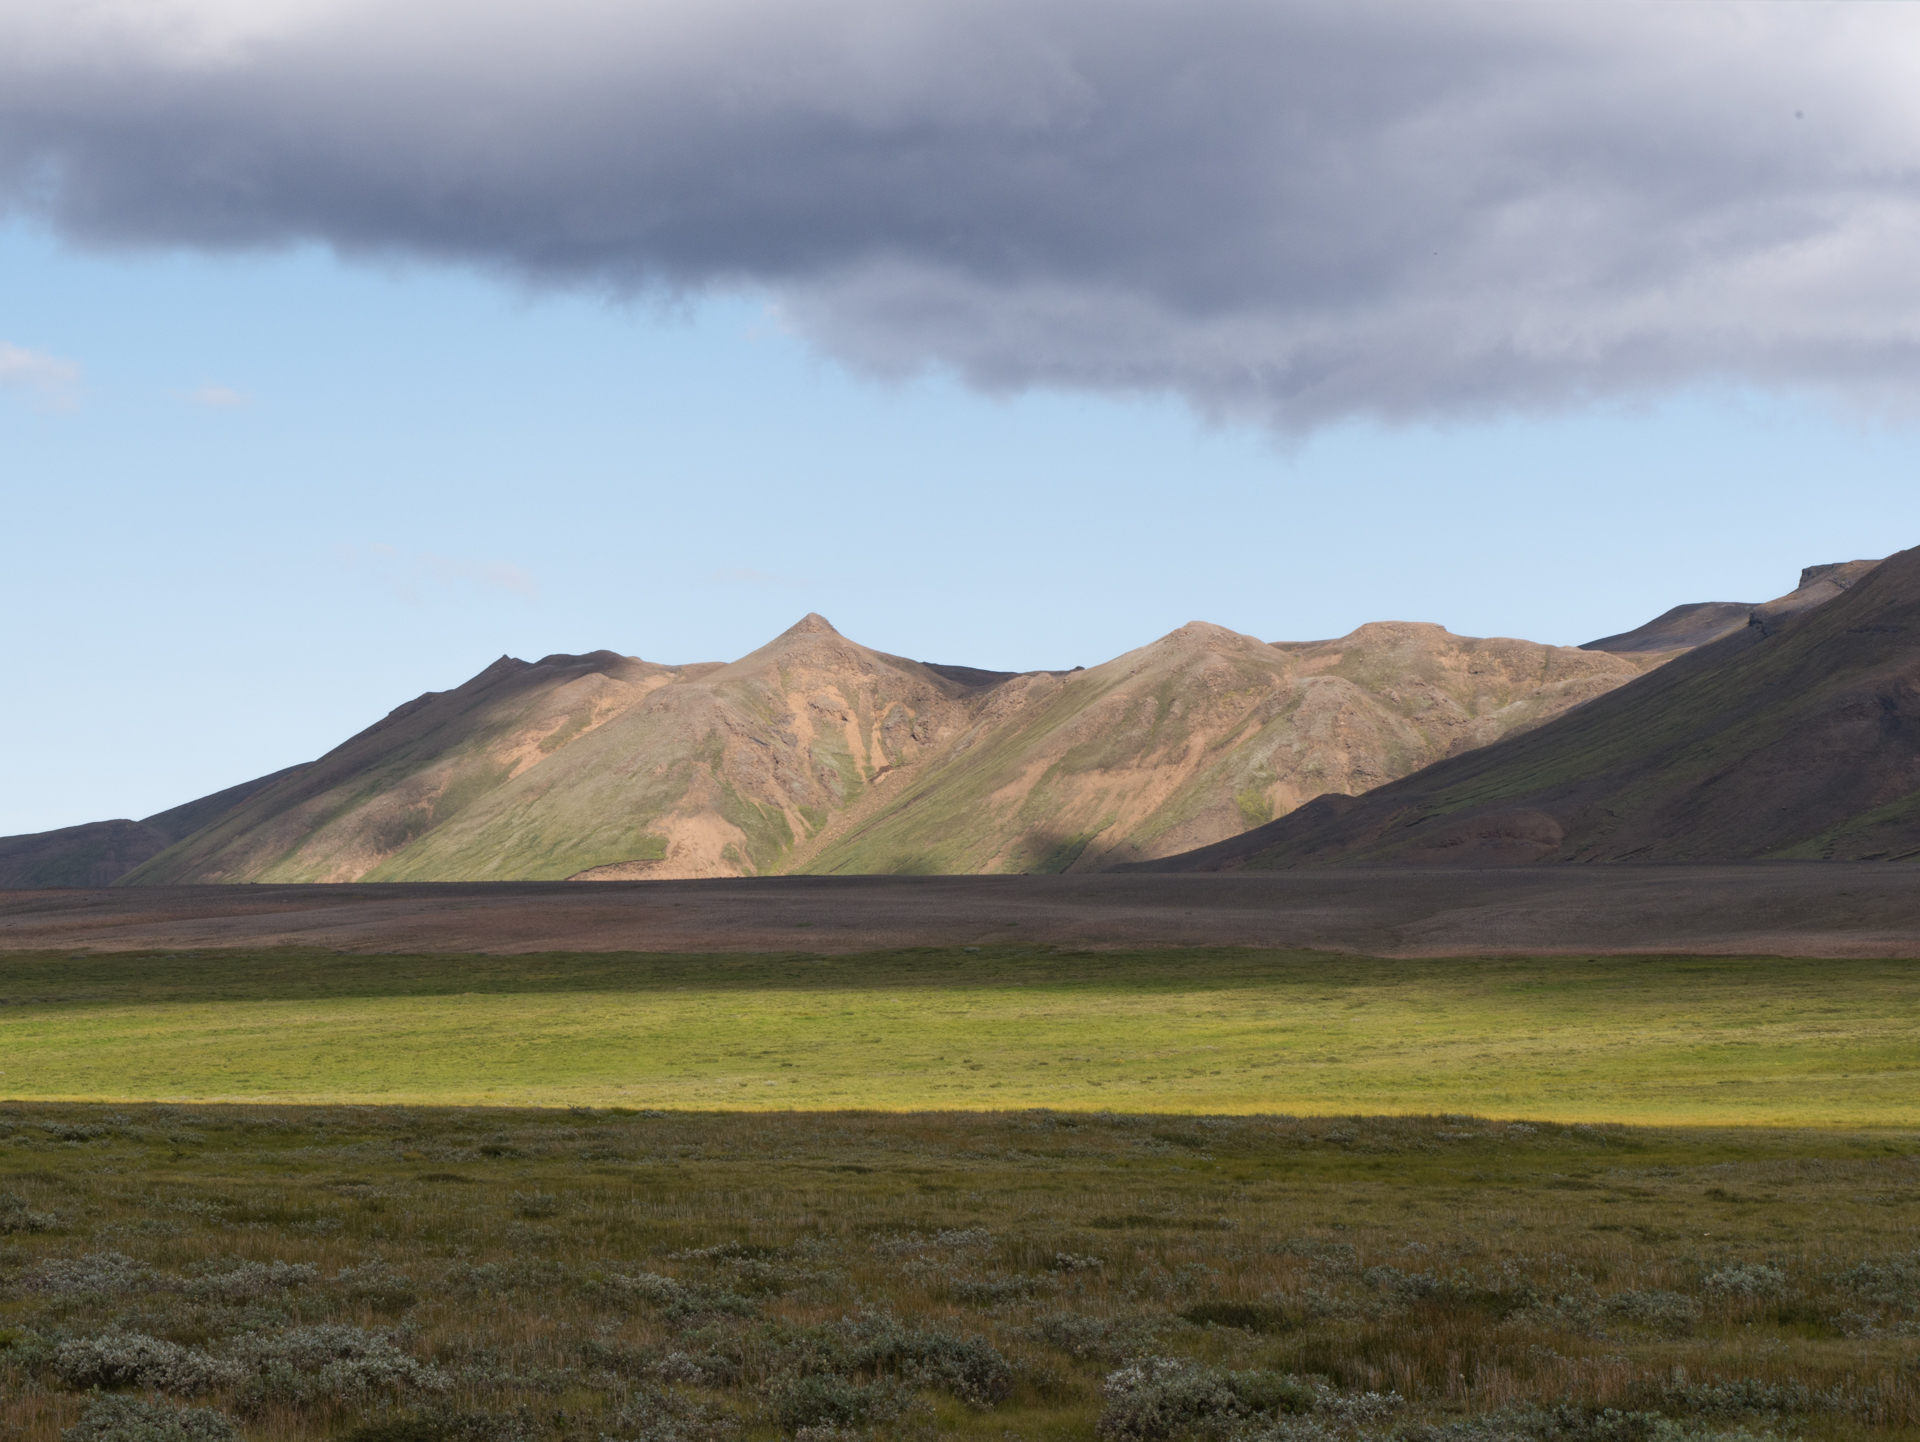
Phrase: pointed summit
[
  {"left": 780, "top": 613, "right": 841, "bottom": 638},
  {"left": 708, "top": 612, "right": 862, "bottom": 680}
]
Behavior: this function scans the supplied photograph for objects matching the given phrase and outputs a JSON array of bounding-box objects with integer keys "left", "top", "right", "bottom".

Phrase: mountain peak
[
  {"left": 780, "top": 613, "right": 841, "bottom": 638},
  {"left": 1154, "top": 620, "right": 1256, "bottom": 648}
]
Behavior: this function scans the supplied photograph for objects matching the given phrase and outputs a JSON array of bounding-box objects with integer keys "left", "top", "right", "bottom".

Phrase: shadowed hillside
[
  {"left": 1577, "top": 559, "right": 1879, "bottom": 655},
  {"left": 0, "top": 765, "right": 304, "bottom": 887},
  {"left": 120, "top": 650, "right": 705, "bottom": 885},
  {"left": 1128, "top": 546, "right": 1920, "bottom": 870},
  {"left": 0, "top": 820, "right": 173, "bottom": 888}
]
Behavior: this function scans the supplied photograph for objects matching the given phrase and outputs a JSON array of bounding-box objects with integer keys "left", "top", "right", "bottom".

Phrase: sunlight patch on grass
[{"left": 2, "top": 947, "right": 1916, "bottom": 1122}]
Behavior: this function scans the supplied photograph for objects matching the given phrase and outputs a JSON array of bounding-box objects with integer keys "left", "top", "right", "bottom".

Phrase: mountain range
[{"left": 0, "top": 557, "right": 1893, "bottom": 886}]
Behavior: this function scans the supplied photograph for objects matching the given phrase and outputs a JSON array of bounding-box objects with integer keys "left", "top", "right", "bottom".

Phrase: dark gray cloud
[{"left": 4, "top": 0, "right": 1918, "bottom": 427}]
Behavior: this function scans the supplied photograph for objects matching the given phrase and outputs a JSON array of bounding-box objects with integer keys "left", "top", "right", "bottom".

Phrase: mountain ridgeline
[
  {"left": 1128, "top": 550, "right": 1920, "bottom": 870},
  {"left": 1, "top": 556, "right": 1893, "bottom": 886},
  {"left": 110, "top": 616, "right": 1646, "bottom": 884}
]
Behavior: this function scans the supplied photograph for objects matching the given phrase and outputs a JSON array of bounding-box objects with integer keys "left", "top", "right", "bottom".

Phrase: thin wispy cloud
[
  {"left": 0, "top": 341, "right": 81, "bottom": 411},
  {"left": 340, "top": 543, "right": 539, "bottom": 605},
  {"left": 4, "top": 2, "right": 1920, "bottom": 429}
]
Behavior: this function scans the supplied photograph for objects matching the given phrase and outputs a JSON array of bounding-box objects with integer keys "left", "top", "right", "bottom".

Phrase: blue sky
[
  {"left": 5, "top": 1, "right": 1920, "bottom": 834},
  {"left": 7, "top": 222, "right": 1917, "bottom": 834}
]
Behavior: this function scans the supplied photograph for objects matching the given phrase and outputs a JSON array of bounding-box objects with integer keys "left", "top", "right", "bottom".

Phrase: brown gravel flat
[{"left": 3, "top": 865, "right": 1919, "bottom": 957}]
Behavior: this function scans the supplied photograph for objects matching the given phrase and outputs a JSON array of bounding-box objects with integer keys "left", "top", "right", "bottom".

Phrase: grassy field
[
  {"left": 4, "top": 1105, "right": 1920, "bottom": 1442},
  {"left": 2, "top": 947, "right": 1918, "bottom": 1123}
]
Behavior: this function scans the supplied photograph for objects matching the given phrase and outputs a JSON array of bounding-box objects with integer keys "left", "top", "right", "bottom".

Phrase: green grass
[
  {"left": 4, "top": 947, "right": 1917, "bottom": 1122},
  {"left": 6, "top": 945, "right": 1915, "bottom": 1441},
  {"left": 5, "top": 1105, "right": 1920, "bottom": 1442}
]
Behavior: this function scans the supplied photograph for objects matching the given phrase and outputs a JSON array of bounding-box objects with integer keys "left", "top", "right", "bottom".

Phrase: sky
[{"left": 5, "top": 0, "right": 1920, "bottom": 835}]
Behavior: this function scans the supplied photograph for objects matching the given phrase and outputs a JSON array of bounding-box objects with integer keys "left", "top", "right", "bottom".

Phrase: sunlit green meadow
[{"left": 4, "top": 947, "right": 1916, "bottom": 1122}]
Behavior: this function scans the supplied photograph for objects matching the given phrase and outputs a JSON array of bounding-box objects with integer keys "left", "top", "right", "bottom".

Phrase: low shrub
[
  {"left": 1021, "top": 1310, "right": 1168, "bottom": 1363},
  {"left": 949, "top": 1272, "right": 1056, "bottom": 1305},
  {"left": 1363, "top": 1264, "right": 1445, "bottom": 1300},
  {"left": 23, "top": 1251, "right": 155, "bottom": 1296},
  {"left": 1180, "top": 1300, "right": 1295, "bottom": 1333},
  {"left": 0, "top": 1190, "right": 57, "bottom": 1233},
  {"left": 1601, "top": 1290, "right": 1700, "bottom": 1337},
  {"left": 231, "top": 1324, "right": 450, "bottom": 1411},
  {"left": 1836, "top": 1254, "right": 1920, "bottom": 1312},
  {"left": 42, "top": 1122, "right": 110, "bottom": 1143},
  {"left": 844, "top": 1315, "right": 1015, "bottom": 1406},
  {"left": 1272, "top": 1240, "right": 1360, "bottom": 1272},
  {"left": 336, "top": 1261, "right": 421, "bottom": 1312},
  {"left": 4, "top": 1325, "right": 50, "bottom": 1376},
  {"left": 600, "top": 1382, "right": 741, "bottom": 1442},
  {"left": 1702, "top": 1266, "right": 1790, "bottom": 1301},
  {"left": 767, "top": 1373, "right": 905, "bottom": 1433},
  {"left": 1643, "top": 1378, "right": 1815, "bottom": 1418},
  {"left": 1314, "top": 1390, "right": 1404, "bottom": 1427},
  {"left": 184, "top": 1258, "right": 318, "bottom": 1304},
  {"left": 1097, "top": 1358, "right": 1316, "bottom": 1441},
  {"left": 55, "top": 1331, "right": 245, "bottom": 1395},
  {"left": 579, "top": 1336, "right": 715, "bottom": 1386},
  {"left": 869, "top": 1227, "right": 992, "bottom": 1258},
  {"left": 61, "top": 1396, "right": 240, "bottom": 1442},
  {"left": 1050, "top": 1252, "right": 1106, "bottom": 1272},
  {"left": 440, "top": 1259, "right": 573, "bottom": 1299},
  {"left": 1362, "top": 1266, "right": 1536, "bottom": 1319},
  {"left": 591, "top": 1270, "right": 756, "bottom": 1321}
]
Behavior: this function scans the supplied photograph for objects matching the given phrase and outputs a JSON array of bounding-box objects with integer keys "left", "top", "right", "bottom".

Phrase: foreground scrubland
[
  {"left": 4, "top": 948, "right": 1918, "bottom": 1122},
  {"left": 2, "top": 1105, "right": 1918, "bottom": 1442}
]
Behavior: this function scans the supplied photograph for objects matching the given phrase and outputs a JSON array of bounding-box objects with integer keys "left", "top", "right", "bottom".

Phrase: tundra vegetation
[
  {"left": 5, "top": 944, "right": 1917, "bottom": 1440},
  {"left": 2, "top": 1106, "right": 1919, "bottom": 1442}
]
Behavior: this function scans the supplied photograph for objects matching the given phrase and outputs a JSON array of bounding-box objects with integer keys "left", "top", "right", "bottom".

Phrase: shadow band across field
[
  {"left": 2, "top": 946, "right": 1916, "bottom": 1124},
  {"left": 8, "top": 864, "right": 1920, "bottom": 956}
]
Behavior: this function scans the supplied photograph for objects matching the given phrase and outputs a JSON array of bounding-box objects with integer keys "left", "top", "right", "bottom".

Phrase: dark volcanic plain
[{"left": 6, "top": 865, "right": 1920, "bottom": 957}]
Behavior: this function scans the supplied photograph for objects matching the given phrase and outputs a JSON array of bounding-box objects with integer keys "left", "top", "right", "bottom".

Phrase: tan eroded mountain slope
[
  {"left": 121, "top": 613, "right": 1647, "bottom": 882},
  {"left": 802, "top": 621, "right": 1644, "bottom": 874},
  {"left": 358, "top": 616, "right": 982, "bottom": 882}
]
